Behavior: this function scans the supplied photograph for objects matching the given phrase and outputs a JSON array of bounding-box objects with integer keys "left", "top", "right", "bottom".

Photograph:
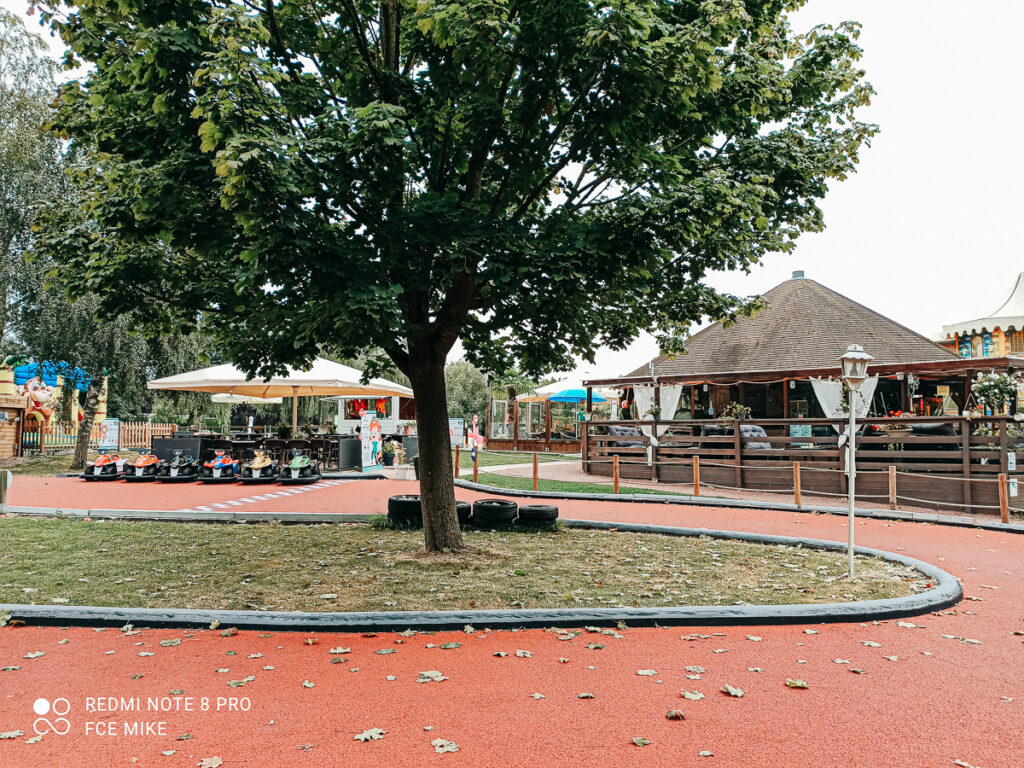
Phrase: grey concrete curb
[
  {"left": 454, "top": 479, "right": 1024, "bottom": 535},
  {"left": 0, "top": 519, "right": 961, "bottom": 631}
]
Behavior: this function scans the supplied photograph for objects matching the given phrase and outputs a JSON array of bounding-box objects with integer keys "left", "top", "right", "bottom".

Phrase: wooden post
[
  {"left": 888, "top": 465, "right": 897, "bottom": 510},
  {"left": 998, "top": 473, "right": 1009, "bottom": 524},
  {"left": 961, "top": 417, "right": 973, "bottom": 510},
  {"left": 793, "top": 462, "right": 801, "bottom": 508},
  {"left": 783, "top": 379, "right": 790, "bottom": 418},
  {"left": 733, "top": 420, "right": 742, "bottom": 489},
  {"left": 454, "top": 444, "right": 460, "bottom": 478},
  {"left": 692, "top": 455, "right": 700, "bottom": 497},
  {"left": 513, "top": 399, "right": 520, "bottom": 451},
  {"left": 532, "top": 452, "right": 539, "bottom": 491},
  {"left": 39, "top": 423, "right": 45, "bottom": 457},
  {"left": 613, "top": 454, "right": 620, "bottom": 494},
  {"left": 473, "top": 450, "right": 478, "bottom": 483},
  {"left": 544, "top": 399, "right": 552, "bottom": 451}
]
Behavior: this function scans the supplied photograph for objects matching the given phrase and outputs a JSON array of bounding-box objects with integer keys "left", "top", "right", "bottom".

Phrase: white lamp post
[{"left": 839, "top": 344, "right": 873, "bottom": 577}]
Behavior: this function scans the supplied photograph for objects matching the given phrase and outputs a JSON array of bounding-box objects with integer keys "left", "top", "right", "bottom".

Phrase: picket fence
[{"left": 20, "top": 422, "right": 177, "bottom": 455}]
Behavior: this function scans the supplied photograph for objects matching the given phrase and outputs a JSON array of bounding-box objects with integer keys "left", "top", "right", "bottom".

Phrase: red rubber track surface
[{"left": 0, "top": 477, "right": 1022, "bottom": 767}]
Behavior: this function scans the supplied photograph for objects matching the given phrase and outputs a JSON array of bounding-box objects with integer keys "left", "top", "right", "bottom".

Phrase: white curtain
[
  {"left": 658, "top": 385, "right": 684, "bottom": 439},
  {"left": 810, "top": 376, "right": 879, "bottom": 432},
  {"left": 632, "top": 384, "right": 683, "bottom": 464}
]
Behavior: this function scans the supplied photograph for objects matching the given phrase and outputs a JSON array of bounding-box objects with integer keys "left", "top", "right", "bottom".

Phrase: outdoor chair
[{"left": 262, "top": 438, "right": 287, "bottom": 464}]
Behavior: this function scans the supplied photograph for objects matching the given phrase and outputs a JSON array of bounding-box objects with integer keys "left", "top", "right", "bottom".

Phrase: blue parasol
[{"left": 548, "top": 388, "right": 606, "bottom": 403}]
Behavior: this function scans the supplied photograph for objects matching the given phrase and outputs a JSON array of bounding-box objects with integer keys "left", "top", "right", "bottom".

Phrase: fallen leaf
[
  {"left": 329, "top": 647, "right": 351, "bottom": 654},
  {"left": 833, "top": 659, "right": 850, "bottom": 664},
  {"left": 577, "top": 692, "right": 595, "bottom": 699},
  {"left": 354, "top": 728, "right": 386, "bottom": 742},
  {"left": 493, "top": 652, "right": 508, "bottom": 657},
  {"left": 220, "top": 628, "right": 237, "bottom": 637},
  {"left": 160, "top": 750, "right": 175, "bottom": 756},
  {"left": 746, "top": 635, "right": 762, "bottom": 642},
  {"left": 168, "top": 689, "right": 184, "bottom": 696},
  {"left": 746, "top": 667, "right": 763, "bottom": 673},
  {"left": 681, "top": 690, "right": 704, "bottom": 701},
  {"left": 685, "top": 666, "right": 705, "bottom": 674},
  {"left": 439, "top": 642, "right": 461, "bottom": 650},
  {"left": 515, "top": 650, "right": 533, "bottom": 658},
  {"left": 159, "top": 639, "right": 181, "bottom": 647},
  {"left": 786, "top": 679, "right": 808, "bottom": 689},
  {"left": 530, "top": 693, "right": 545, "bottom": 699},
  {"left": 861, "top": 641, "right": 882, "bottom": 648},
  {"left": 804, "top": 629, "right": 818, "bottom": 635},
  {"left": 722, "top": 684, "right": 744, "bottom": 698},
  {"left": 849, "top": 668, "right": 867, "bottom": 675},
  {"left": 375, "top": 649, "right": 397, "bottom": 655},
  {"left": 558, "top": 657, "right": 569, "bottom": 663},
  {"left": 23, "top": 651, "right": 45, "bottom": 659},
  {"left": 302, "top": 680, "right": 315, "bottom": 688},
  {"left": 417, "top": 670, "right": 448, "bottom": 683},
  {"left": 0, "top": 731, "right": 25, "bottom": 740},
  {"left": 138, "top": 652, "right": 155, "bottom": 657},
  {"left": 665, "top": 709, "right": 686, "bottom": 720},
  {"left": 176, "top": 733, "right": 193, "bottom": 741},
  {"left": 586, "top": 643, "right": 604, "bottom": 650},
  {"left": 632, "top": 737, "right": 651, "bottom": 747},
  {"left": 699, "top": 750, "right": 714, "bottom": 757},
  {"left": 431, "top": 738, "right": 459, "bottom": 753},
  {"left": 1, "top": 666, "right": 20, "bottom": 672},
  {"left": 228, "top": 676, "right": 255, "bottom": 688},
  {"left": 319, "top": 593, "right": 339, "bottom": 599},
  {"left": 637, "top": 669, "right": 657, "bottom": 676},
  {"left": 199, "top": 758, "right": 223, "bottom": 768}
]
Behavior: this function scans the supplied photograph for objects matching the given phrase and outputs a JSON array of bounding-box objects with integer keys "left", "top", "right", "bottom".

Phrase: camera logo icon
[{"left": 33, "top": 697, "right": 71, "bottom": 736}]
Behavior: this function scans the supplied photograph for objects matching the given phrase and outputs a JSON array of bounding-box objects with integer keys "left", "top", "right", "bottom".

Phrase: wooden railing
[
  {"left": 20, "top": 421, "right": 177, "bottom": 455},
  {"left": 582, "top": 416, "right": 1024, "bottom": 517}
]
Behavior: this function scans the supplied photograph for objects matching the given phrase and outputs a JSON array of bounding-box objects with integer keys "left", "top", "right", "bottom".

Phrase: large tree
[{"left": 32, "top": 0, "right": 875, "bottom": 550}]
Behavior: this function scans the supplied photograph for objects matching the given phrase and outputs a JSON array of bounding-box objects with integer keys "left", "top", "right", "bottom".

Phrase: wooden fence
[
  {"left": 582, "top": 416, "right": 1024, "bottom": 517},
  {"left": 20, "top": 422, "right": 177, "bottom": 455}
]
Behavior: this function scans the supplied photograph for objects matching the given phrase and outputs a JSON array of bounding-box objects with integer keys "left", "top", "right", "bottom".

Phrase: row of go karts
[{"left": 82, "top": 449, "right": 322, "bottom": 485}]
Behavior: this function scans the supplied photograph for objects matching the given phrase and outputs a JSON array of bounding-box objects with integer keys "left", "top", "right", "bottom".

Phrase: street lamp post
[{"left": 839, "top": 344, "right": 874, "bottom": 578}]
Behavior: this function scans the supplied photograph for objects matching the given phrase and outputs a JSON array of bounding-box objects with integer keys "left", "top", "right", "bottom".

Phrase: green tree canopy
[
  {"left": 32, "top": 0, "right": 876, "bottom": 549},
  {"left": 445, "top": 359, "right": 488, "bottom": 428}
]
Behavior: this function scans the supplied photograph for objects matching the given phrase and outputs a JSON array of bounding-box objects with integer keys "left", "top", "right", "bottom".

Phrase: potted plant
[
  {"left": 274, "top": 421, "right": 291, "bottom": 440},
  {"left": 381, "top": 439, "right": 397, "bottom": 466}
]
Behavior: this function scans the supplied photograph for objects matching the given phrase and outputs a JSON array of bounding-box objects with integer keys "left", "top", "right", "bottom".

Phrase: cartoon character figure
[
  {"left": 20, "top": 376, "right": 55, "bottom": 423},
  {"left": 369, "top": 416, "right": 382, "bottom": 465}
]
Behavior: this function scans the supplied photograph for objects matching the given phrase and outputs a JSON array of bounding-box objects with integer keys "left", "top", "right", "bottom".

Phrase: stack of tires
[
  {"left": 469, "top": 499, "right": 559, "bottom": 528},
  {"left": 384, "top": 496, "right": 558, "bottom": 528},
  {"left": 386, "top": 495, "right": 471, "bottom": 528}
]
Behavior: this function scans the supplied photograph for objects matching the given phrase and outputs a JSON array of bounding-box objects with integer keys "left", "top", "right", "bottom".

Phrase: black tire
[
  {"left": 456, "top": 501, "right": 471, "bottom": 524},
  {"left": 386, "top": 510, "right": 422, "bottom": 528},
  {"left": 388, "top": 494, "right": 422, "bottom": 519},
  {"left": 471, "top": 498, "right": 517, "bottom": 525},
  {"left": 518, "top": 504, "right": 559, "bottom": 522}
]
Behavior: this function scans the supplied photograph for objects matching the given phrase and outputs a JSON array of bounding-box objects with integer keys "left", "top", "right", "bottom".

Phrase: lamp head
[{"left": 839, "top": 344, "right": 873, "bottom": 390}]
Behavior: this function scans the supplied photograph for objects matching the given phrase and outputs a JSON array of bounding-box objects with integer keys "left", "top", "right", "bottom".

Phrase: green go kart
[{"left": 278, "top": 449, "right": 322, "bottom": 485}]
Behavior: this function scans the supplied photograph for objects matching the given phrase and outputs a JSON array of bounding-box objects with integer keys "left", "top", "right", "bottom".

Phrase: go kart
[
  {"left": 199, "top": 449, "right": 240, "bottom": 483},
  {"left": 278, "top": 449, "right": 321, "bottom": 485},
  {"left": 82, "top": 453, "right": 125, "bottom": 481},
  {"left": 124, "top": 453, "right": 162, "bottom": 482},
  {"left": 240, "top": 450, "right": 278, "bottom": 485},
  {"left": 156, "top": 450, "right": 199, "bottom": 482}
]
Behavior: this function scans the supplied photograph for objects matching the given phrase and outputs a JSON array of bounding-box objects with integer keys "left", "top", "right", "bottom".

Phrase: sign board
[
  {"left": 0, "top": 412, "right": 8, "bottom": 422},
  {"left": 448, "top": 418, "right": 465, "bottom": 447},
  {"left": 98, "top": 418, "right": 120, "bottom": 451},
  {"left": 360, "top": 413, "right": 382, "bottom": 472},
  {"left": 1008, "top": 452, "right": 1017, "bottom": 472},
  {"left": 936, "top": 385, "right": 950, "bottom": 396},
  {"left": 1010, "top": 478, "right": 1019, "bottom": 498},
  {"left": 789, "top": 423, "right": 812, "bottom": 448}
]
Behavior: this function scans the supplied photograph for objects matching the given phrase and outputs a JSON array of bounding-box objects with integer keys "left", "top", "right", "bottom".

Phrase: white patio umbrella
[
  {"left": 149, "top": 356, "right": 412, "bottom": 432},
  {"left": 210, "top": 393, "right": 284, "bottom": 405}
]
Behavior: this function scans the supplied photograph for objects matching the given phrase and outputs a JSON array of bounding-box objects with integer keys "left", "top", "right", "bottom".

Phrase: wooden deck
[{"left": 582, "top": 416, "right": 1023, "bottom": 516}]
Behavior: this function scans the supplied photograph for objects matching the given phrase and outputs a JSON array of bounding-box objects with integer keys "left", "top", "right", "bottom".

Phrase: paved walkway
[{"left": 0, "top": 477, "right": 1022, "bottom": 766}]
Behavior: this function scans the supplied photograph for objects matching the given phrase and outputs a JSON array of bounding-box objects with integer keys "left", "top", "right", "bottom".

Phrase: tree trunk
[
  {"left": 70, "top": 374, "right": 104, "bottom": 470},
  {"left": 409, "top": 359, "right": 464, "bottom": 552},
  {"left": 506, "top": 386, "right": 516, "bottom": 426}
]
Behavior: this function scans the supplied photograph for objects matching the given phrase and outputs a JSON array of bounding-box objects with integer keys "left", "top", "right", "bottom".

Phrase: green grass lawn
[
  {"left": 451, "top": 448, "right": 577, "bottom": 469},
  {"left": 471, "top": 471, "right": 692, "bottom": 497},
  {"left": 0, "top": 517, "right": 920, "bottom": 612}
]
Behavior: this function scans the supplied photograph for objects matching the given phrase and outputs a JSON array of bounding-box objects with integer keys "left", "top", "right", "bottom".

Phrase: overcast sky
[{"left": 6, "top": 0, "right": 1022, "bottom": 378}]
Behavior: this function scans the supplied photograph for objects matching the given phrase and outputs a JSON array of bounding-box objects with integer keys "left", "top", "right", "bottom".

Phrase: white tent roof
[
  {"left": 518, "top": 374, "right": 618, "bottom": 402},
  {"left": 942, "top": 272, "right": 1024, "bottom": 338},
  {"left": 149, "top": 356, "right": 413, "bottom": 399}
]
